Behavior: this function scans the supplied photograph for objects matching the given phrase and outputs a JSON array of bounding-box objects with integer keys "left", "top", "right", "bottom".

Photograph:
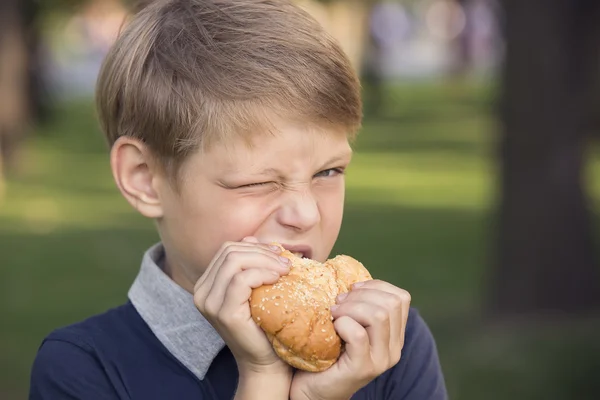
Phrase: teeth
[{"left": 292, "top": 252, "right": 303, "bottom": 258}]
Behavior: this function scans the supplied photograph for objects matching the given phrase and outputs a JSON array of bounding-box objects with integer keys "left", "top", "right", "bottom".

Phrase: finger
[
  {"left": 210, "top": 268, "right": 281, "bottom": 359},
  {"left": 195, "top": 242, "right": 282, "bottom": 296},
  {"left": 220, "top": 268, "right": 281, "bottom": 317},
  {"left": 194, "top": 242, "right": 282, "bottom": 310},
  {"left": 352, "top": 279, "right": 411, "bottom": 301},
  {"left": 203, "top": 251, "right": 290, "bottom": 315},
  {"left": 349, "top": 282, "right": 411, "bottom": 353},
  {"left": 337, "top": 287, "right": 406, "bottom": 359},
  {"left": 242, "top": 236, "right": 260, "bottom": 243},
  {"left": 194, "top": 241, "right": 235, "bottom": 291},
  {"left": 333, "top": 316, "right": 371, "bottom": 373},
  {"left": 332, "top": 299, "right": 390, "bottom": 364},
  {"left": 200, "top": 241, "right": 281, "bottom": 288}
]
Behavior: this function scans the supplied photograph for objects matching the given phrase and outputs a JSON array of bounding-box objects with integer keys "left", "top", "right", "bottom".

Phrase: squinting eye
[
  {"left": 314, "top": 168, "right": 344, "bottom": 178},
  {"left": 238, "top": 181, "right": 272, "bottom": 188}
]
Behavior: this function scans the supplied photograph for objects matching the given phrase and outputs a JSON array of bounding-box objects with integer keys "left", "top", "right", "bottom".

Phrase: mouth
[{"left": 279, "top": 244, "right": 313, "bottom": 260}]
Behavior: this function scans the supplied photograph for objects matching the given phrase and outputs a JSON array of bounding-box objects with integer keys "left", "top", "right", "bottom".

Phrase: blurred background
[{"left": 1, "top": 0, "right": 600, "bottom": 398}]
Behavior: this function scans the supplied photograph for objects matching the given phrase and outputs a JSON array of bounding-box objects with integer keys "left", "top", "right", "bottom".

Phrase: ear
[{"left": 110, "top": 136, "right": 164, "bottom": 218}]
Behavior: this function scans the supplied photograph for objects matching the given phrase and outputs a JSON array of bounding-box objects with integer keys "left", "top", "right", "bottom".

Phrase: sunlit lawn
[{"left": 2, "top": 82, "right": 599, "bottom": 399}]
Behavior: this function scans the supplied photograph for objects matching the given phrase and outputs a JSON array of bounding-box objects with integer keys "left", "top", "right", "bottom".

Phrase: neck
[{"left": 162, "top": 255, "right": 196, "bottom": 294}]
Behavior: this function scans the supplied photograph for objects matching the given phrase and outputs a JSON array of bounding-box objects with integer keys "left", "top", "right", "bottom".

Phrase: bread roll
[{"left": 249, "top": 244, "right": 372, "bottom": 372}]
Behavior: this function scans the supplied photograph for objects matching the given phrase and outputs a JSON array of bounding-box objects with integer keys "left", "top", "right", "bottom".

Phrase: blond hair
[{"left": 96, "top": 0, "right": 362, "bottom": 181}]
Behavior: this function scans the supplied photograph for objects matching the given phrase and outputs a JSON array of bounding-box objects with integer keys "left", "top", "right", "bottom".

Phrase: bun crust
[{"left": 250, "top": 245, "right": 372, "bottom": 372}]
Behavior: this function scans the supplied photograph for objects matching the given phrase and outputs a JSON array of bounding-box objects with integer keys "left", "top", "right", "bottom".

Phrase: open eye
[{"left": 314, "top": 168, "right": 345, "bottom": 178}]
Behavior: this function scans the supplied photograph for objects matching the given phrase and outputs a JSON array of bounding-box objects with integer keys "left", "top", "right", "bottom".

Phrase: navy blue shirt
[{"left": 29, "top": 303, "right": 446, "bottom": 399}]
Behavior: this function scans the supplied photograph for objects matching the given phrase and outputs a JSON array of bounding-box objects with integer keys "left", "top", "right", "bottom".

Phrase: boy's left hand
[{"left": 289, "top": 280, "right": 411, "bottom": 400}]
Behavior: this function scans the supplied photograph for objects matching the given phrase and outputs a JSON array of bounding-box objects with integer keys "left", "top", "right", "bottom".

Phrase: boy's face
[{"left": 156, "top": 121, "right": 353, "bottom": 290}]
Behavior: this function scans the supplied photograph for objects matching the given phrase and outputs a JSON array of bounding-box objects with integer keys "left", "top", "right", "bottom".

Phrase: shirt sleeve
[
  {"left": 385, "top": 309, "right": 448, "bottom": 400},
  {"left": 29, "top": 338, "right": 121, "bottom": 400}
]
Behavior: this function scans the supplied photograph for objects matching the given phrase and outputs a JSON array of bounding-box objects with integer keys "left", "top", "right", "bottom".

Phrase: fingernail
[
  {"left": 353, "top": 281, "right": 365, "bottom": 289},
  {"left": 270, "top": 244, "right": 282, "bottom": 252},
  {"left": 279, "top": 256, "right": 291, "bottom": 265},
  {"left": 331, "top": 305, "right": 339, "bottom": 312},
  {"left": 337, "top": 293, "right": 348, "bottom": 302}
]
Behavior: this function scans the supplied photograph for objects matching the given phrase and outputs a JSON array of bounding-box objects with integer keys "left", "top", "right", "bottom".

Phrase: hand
[
  {"left": 193, "top": 237, "right": 293, "bottom": 377},
  {"left": 290, "top": 280, "right": 411, "bottom": 400}
]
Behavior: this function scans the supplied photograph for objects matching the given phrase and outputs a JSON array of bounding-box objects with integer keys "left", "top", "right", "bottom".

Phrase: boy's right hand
[{"left": 193, "top": 237, "right": 292, "bottom": 377}]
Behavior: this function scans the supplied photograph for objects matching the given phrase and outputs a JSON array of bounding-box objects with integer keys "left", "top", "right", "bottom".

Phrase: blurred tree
[
  {"left": 38, "top": 0, "right": 86, "bottom": 13},
  {"left": 0, "top": 0, "right": 35, "bottom": 188},
  {"left": 0, "top": 0, "right": 73, "bottom": 191},
  {"left": 451, "top": 0, "right": 472, "bottom": 78},
  {"left": 0, "top": 0, "right": 97, "bottom": 193},
  {"left": 489, "top": 0, "right": 600, "bottom": 318}
]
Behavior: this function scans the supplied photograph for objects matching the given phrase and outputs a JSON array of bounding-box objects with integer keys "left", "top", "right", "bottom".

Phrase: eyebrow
[
  {"left": 250, "top": 151, "right": 353, "bottom": 176},
  {"left": 322, "top": 151, "right": 353, "bottom": 167},
  {"left": 221, "top": 149, "right": 354, "bottom": 179}
]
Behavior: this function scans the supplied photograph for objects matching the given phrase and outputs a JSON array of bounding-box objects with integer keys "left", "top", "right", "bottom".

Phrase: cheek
[
  {"left": 209, "top": 194, "right": 276, "bottom": 236},
  {"left": 316, "top": 183, "right": 345, "bottom": 228},
  {"left": 165, "top": 192, "right": 276, "bottom": 273}
]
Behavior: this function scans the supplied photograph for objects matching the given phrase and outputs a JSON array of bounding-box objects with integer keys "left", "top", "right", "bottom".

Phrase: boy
[{"left": 29, "top": 0, "right": 447, "bottom": 399}]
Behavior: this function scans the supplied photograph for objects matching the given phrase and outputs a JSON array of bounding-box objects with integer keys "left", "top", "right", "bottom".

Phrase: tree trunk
[
  {"left": 0, "top": 0, "right": 31, "bottom": 188},
  {"left": 489, "top": 0, "right": 600, "bottom": 318},
  {"left": 449, "top": 0, "right": 472, "bottom": 78}
]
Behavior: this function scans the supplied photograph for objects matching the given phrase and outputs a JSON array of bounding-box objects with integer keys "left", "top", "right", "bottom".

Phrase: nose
[{"left": 276, "top": 185, "right": 320, "bottom": 232}]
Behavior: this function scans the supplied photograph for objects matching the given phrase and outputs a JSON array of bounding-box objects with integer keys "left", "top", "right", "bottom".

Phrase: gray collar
[{"left": 128, "top": 243, "right": 225, "bottom": 380}]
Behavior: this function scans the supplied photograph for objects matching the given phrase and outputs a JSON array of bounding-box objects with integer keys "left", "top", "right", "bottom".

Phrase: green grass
[{"left": 2, "top": 82, "right": 600, "bottom": 399}]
